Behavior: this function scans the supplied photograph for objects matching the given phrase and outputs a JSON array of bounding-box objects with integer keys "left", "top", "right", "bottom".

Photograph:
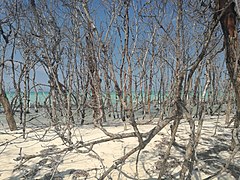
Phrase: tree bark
[
  {"left": 0, "top": 89, "right": 17, "bottom": 131},
  {"left": 217, "top": 0, "right": 240, "bottom": 149},
  {"left": 82, "top": 1, "right": 106, "bottom": 124},
  {"left": 0, "top": 26, "right": 17, "bottom": 131}
]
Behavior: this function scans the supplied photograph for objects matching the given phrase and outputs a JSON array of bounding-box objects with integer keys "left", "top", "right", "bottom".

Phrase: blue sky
[{"left": 2, "top": 0, "right": 227, "bottom": 93}]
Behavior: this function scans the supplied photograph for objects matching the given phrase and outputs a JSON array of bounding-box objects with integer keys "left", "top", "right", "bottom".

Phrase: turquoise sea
[
  {"left": 6, "top": 92, "right": 49, "bottom": 105},
  {"left": 5, "top": 90, "right": 218, "bottom": 106},
  {"left": 5, "top": 91, "right": 161, "bottom": 105}
]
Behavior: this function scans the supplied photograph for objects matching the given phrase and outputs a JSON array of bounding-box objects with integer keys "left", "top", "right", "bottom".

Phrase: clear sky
[{"left": 2, "top": 0, "right": 227, "bottom": 93}]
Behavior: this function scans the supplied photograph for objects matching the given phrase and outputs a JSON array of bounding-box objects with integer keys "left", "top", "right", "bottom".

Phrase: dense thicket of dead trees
[{"left": 0, "top": 0, "right": 239, "bottom": 179}]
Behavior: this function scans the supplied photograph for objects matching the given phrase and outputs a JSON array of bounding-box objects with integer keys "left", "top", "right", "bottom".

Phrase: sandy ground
[{"left": 0, "top": 113, "right": 239, "bottom": 180}]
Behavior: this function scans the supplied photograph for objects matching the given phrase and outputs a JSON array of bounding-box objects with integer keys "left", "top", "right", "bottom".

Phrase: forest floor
[{"left": 0, "top": 112, "right": 239, "bottom": 179}]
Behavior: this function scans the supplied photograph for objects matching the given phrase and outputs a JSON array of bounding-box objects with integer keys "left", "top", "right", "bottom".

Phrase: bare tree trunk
[
  {"left": 82, "top": 1, "right": 106, "bottom": 124},
  {"left": 147, "top": 31, "right": 155, "bottom": 118},
  {"left": 49, "top": 77, "right": 58, "bottom": 124},
  {"left": 119, "top": 22, "right": 126, "bottom": 123},
  {"left": 0, "top": 89, "right": 17, "bottom": 131},
  {"left": 67, "top": 60, "right": 74, "bottom": 124},
  {"left": 159, "top": 66, "right": 165, "bottom": 112},
  {"left": 217, "top": 0, "right": 240, "bottom": 149},
  {"left": 123, "top": 70, "right": 127, "bottom": 121},
  {"left": 170, "top": 0, "right": 184, "bottom": 144},
  {"left": 23, "top": 64, "right": 28, "bottom": 138},
  {"left": 134, "top": 76, "right": 138, "bottom": 110},
  {"left": 226, "top": 83, "right": 233, "bottom": 124},
  {"left": 80, "top": 75, "right": 89, "bottom": 125},
  {"left": 0, "top": 39, "right": 17, "bottom": 131},
  {"left": 86, "top": 28, "right": 100, "bottom": 122},
  {"left": 103, "top": 54, "right": 112, "bottom": 117},
  {"left": 140, "top": 74, "right": 144, "bottom": 115},
  {"left": 143, "top": 71, "right": 148, "bottom": 116},
  {"left": 193, "top": 65, "right": 203, "bottom": 118},
  {"left": 32, "top": 66, "right": 39, "bottom": 113},
  {"left": 125, "top": 0, "right": 132, "bottom": 130},
  {"left": 174, "top": 0, "right": 184, "bottom": 118}
]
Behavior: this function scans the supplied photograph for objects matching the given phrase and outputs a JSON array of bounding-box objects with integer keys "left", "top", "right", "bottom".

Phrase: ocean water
[
  {"left": 6, "top": 92, "right": 49, "bottom": 105},
  {"left": 103, "top": 91, "right": 161, "bottom": 104},
  {"left": 5, "top": 91, "right": 160, "bottom": 106}
]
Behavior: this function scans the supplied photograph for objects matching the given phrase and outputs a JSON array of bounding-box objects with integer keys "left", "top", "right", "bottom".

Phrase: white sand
[{"left": 0, "top": 115, "right": 239, "bottom": 179}]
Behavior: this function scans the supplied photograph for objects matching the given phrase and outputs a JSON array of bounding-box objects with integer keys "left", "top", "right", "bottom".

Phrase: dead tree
[
  {"left": 216, "top": 0, "right": 240, "bottom": 149},
  {"left": 0, "top": 20, "right": 17, "bottom": 131},
  {"left": 82, "top": 1, "right": 106, "bottom": 124}
]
